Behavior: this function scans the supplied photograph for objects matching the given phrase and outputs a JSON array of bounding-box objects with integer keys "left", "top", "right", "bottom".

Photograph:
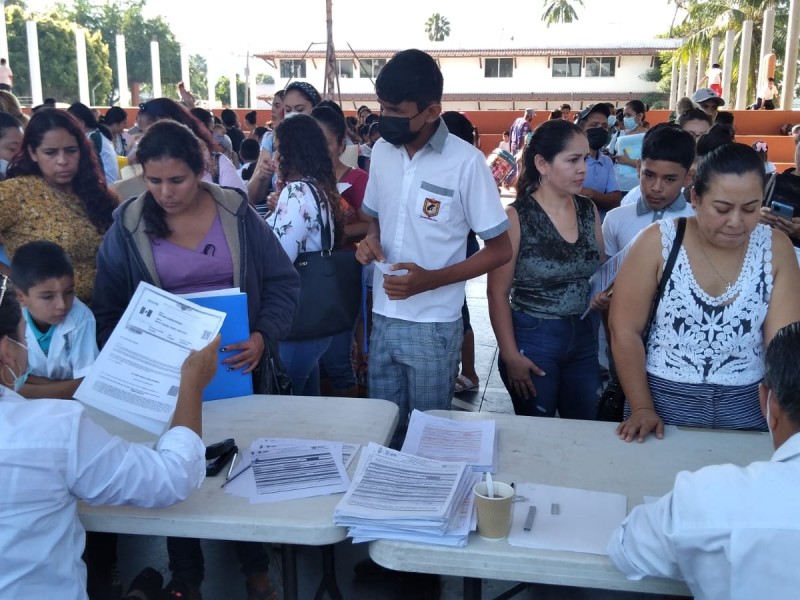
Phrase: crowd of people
[{"left": 1, "top": 47, "right": 800, "bottom": 599}]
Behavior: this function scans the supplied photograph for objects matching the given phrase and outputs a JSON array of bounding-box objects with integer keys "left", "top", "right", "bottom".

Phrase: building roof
[{"left": 256, "top": 40, "right": 681, "bottom": 63}]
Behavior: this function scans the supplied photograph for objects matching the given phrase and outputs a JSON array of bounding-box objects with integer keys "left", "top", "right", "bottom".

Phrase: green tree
[
  {"left": 189, "top": 53, "right": 208, "bottom": 101},
  {"left": 541, "top": 0, "right": 584, "bottom": 27},
  {"left": 255, "top": 73, "right": 274, "bottom": 85},
  {"left": 5, "top": 4, "right": 112, "bottom": 104},
  {"left": 424, "top": 13, "right": 451, "bottom": 42},
  {"left": 215, "top": 75, "right": 246, "bottom": 107}
]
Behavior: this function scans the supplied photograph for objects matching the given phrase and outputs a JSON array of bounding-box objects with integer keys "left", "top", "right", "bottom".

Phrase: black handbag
[
  {"left": 285, "top": 183, "right": 363, "bottom": 341},
  {"left": 597, "top": 217, "right": 687, "bottom": 422}
]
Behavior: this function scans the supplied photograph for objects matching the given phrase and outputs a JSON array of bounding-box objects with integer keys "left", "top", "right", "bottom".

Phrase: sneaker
[
  {"left": 123, "top": 567, "right": 163, "bottom": 600},
  {"left": 163, "top": 579, "right": 202, "bottom": 600}
]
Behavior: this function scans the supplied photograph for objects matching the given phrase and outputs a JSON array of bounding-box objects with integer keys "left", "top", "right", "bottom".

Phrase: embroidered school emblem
[{"left": 422, "top": 197, "right": 441, "bottom": 218}]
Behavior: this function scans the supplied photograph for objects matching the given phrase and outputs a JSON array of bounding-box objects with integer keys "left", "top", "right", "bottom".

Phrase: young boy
[
  {"left": 10, "top": 240, "right": 98, "bottom": 399},
  {"left": 356, "top": 49, "right": 511, "bottom": 440},
  {"left": 602, "top": 124, "right": 697, "bottom": 257}
]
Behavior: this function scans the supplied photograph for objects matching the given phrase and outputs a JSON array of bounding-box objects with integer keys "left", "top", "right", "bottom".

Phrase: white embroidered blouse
[{"left": 645, "top": 219, "right": 773, "bottom": 386}]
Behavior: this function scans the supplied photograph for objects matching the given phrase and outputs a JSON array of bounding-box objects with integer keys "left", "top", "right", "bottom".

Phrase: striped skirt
[{"left": 624, "top": 373, "right": 767, "bottom": 431}]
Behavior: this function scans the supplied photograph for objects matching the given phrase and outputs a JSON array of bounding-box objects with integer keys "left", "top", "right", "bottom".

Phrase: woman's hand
[
  {"left": 221, "top": 332, "right": 265, "bottom": 375},
  {"left": 181, "top": 334, "right": 221, "bottom": 391},
  {"left": 761, "top": 206, "right": 800, "bottom": 242},
  {"left": 590, "top": 291, "right": 611, "bottom": 312},
  {"left": 504, "top": 351, "right": 545, "bottom": 400},
  {"left": 616, "top": 407, "right": 664, "bottom": 443},
  {"left": 266, "top": 191, "right": 279, "bottom": 212}
]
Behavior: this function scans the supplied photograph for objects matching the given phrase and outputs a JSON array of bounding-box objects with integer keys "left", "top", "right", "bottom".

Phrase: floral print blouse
[
  {"left": 0, "top": 176, "right": 108, "bottom": 302},
  {"left": 268, "top": 181, "right": 330, "bottom": 262}
]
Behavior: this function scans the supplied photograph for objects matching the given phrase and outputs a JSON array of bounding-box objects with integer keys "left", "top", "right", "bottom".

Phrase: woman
[
  {"left": 610, "top": 143, "right": 800, "bottom": 442},
  {"left": 487, "top": 119, "right": 607, "bottom": 419},
  {"left": 0, "top": 273, "right": 215, "bottom": 599},
  {"left": 249, "top": 90, "right": 288, "bottom": 204},
  {"left": 92, "top": 120, "right": 298, "bottom": 600},
  {"left": 0, "top": 109, "right": 118, "bottom": 302},
  {"left": 67, "top": 102, "right": 120, "bottom": 184},
  {"left": 760, "top": 139, "right": 800, "bottom": 245},
  {"left": 311, "top": 103, "right": 370, "bottom": 397},
  {"left": 0, "top": 112, "right": 22, "bottom": 274},
  {"left": 283, "top": 81, "right": 322, "bottom": 117},
  {"left": 609, "top": 99, "right": 649, "bottom": 194},
  {"left": 268, "top": 113, "right": 344, "bottom": 396},
  {"left": 101, "top": 106, "right": 130, "bottom": 156}
]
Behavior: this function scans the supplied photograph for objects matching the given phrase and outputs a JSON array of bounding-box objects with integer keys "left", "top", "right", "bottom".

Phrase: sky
[{"left": 25, "top": 0, "right": 683, "bottom": 78}]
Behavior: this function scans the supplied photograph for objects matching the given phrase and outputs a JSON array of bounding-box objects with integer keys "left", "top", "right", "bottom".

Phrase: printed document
[
  {"left": 75, "top": 282, "right": 225, "bottom": 434},
  {"left": 401, "top": 410, "right": 496, "bottom": 472}
]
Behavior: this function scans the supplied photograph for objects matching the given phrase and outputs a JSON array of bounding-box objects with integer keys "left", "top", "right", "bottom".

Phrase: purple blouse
[{"left": 151, "top": 213, "right": 234, "bottom": 294}]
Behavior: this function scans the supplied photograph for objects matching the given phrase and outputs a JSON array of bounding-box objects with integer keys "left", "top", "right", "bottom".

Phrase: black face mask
[
  {"left": 586, "top": 127, "right": 608, "bottom": 151},
  {"left": 378, "top": 110, "right": 425, "bottom": 146}
]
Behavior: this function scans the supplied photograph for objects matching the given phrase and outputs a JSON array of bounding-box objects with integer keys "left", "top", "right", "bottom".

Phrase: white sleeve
[
  {"left": 607, "top": 491, "right": 683, "bottom": 581},
  {"left": 68, "top": 412, "right": 205, "bottom": 508},
  {"left": 101, "top": 137, "right": 119, "bottom": 184},
  {"left": 461, "top": 151, "right": 510, "bottom": 240},
  {"left": 216, "top": 154, "right": 248, "bottom": 196},
  {"left": 602, "top": 211, "right": 620, "bottom": 257},
  {"left": 69, "top": 304, "right": 99, "bottom": 380}
]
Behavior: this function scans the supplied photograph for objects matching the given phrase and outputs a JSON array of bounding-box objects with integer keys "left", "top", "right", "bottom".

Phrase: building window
[
  {"left": 280, "top": 59, "right": 306, "bottom": 78},
  {"left": 337, "top": 59, "right": 354, "bottom": 78},
  {"left": 552, "top": 57, "right": 582, "bottom": 78},
  {"left": 359, "top": 58, "right": 387, "bottom": 78},
  {"left": 484, "top": 57, "right": 514, "bottom": 78},
  {"left": 586, "top": 57, "right": 616, "bottom": 77}
]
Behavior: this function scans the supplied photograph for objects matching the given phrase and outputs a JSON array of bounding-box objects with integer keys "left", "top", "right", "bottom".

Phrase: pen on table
[
  {"left": 221, "top": 461, "right": 251, "bottom": 489},
  {"left": 226, "top": 451, "right": 238, "bottom": 480}
]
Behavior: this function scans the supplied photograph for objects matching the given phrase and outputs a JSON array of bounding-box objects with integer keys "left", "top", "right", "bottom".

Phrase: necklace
[{"left": 697, "top": 235, "right": 745, "bottom": 293}]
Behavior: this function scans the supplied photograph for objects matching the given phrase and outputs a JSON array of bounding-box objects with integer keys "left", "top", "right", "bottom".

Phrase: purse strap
[
  {"left": 642, "top": 217, "right": 686, "bottom": 342},
  {"left": 304, "top": 180, "right": 334, "bottom": 252}
]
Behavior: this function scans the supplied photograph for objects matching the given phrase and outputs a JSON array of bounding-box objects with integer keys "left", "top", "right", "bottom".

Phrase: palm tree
[
  {"left": 541, "top": 0, "right": 585, "bottom": 27},
  {"left": 425, "top": 13, "right": 451, "bottom": 42}
]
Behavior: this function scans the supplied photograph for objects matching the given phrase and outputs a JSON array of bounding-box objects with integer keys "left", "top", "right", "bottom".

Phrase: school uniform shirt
[
  {"left": 583, "top": 152, "right": 619, "bottom": 196},
  {"left": 608, "top": 432, "right": 800, "bottom": 600},
  {"left": 362, "top": 119, "right": 509, "bottom": 323},
  {"left": 602, "top": 193, "right": 695, "bottom": 256},
  {"left": 24, "top": 298, "right": 98, "bottom": 381},
  {"left": 0, "top": 388, "right": 205, "bottom": 599}
]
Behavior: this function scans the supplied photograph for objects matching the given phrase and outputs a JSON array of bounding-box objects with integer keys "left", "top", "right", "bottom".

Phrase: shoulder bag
[
  {"left": 597, "top": 217, "right": 687, "bottom": 422},
  {"left": 285, "top": 182, "right": 363, "bottom": 341}
]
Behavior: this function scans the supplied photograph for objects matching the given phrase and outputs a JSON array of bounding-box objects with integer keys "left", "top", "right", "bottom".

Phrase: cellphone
[
  {"left": 771, "top": 200, "right": 796, "bottom": 220},
  {"left": 206, "top": 445, "right": 237, "bottom": 476}
]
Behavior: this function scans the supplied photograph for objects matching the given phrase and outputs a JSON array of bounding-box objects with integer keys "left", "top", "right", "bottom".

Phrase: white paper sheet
[
  {"left": 506, "top": 482, "right": 627, "bottom": 555},
  {"left": 374, "top": 261, "right": 409, "bottom": 277},
  {"left": 401, "top": 410, "right": 496, "bottom": 473},
  {"left": 75, "top": 282, "right": 226, "bottom": 434}
]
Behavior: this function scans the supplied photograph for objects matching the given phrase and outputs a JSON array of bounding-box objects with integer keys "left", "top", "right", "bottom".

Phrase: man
[
  {"left": 699, "top": 62, "right": 723, "bottom": 98},
  {"left": 577, "top": 103, "right": 621, "bottom": 215},
  {"left": 220, "top": 108, "right": 245, "bottom": 154},
  {"left": 559, "top": 103, "right": 572, "bottom": 121},
  {"left": 0, "top": 58, "right": 12, "bottom": 91},
  {"left": 759, "top": 77, "right": 780, "bottom": 110},
  {"left": 356, "top": 49, "right": 511, "bottom": 442},
  {"left": 609, "top": 321, "right": 800, "bottom": 599},
  {"left": 691, "top": 87, "right": 725, "bottom": 120},
  {"left": 509, "top": 108, "right": 534, "bottom": 155}
]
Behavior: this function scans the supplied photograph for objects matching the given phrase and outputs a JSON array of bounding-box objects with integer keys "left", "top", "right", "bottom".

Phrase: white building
[{"left": 256, "top": 40, "right": 680, "bottom": 110}]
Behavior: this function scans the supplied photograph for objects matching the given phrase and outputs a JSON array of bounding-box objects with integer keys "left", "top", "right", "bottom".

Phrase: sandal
[
  {"left": 454, "top": 374, "right": 479, "bottom": 393},
  {"left": 245, "top": 573, "right": 278, "bottom": 600}
]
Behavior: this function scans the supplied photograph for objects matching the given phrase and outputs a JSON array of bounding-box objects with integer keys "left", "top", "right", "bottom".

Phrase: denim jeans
[
  {"left": 279, "top": 336, "right": 333, "bottom": 396},
  {"left": 319, "top": 328, "right": 356, "bottom": 391},
  {"left": 498, "top": 310, "right": 600, "bottom": 419}
]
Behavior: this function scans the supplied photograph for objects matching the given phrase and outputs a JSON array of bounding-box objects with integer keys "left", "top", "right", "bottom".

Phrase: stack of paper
[
  {"left": 334, "top": 443, "right": 480, "bottom": 547},
  {"left": 224, "top": 437, "right": 355, "bottom": 504},
  {"left": 401, "top": 410, "right": 497, "bottom": 473}
]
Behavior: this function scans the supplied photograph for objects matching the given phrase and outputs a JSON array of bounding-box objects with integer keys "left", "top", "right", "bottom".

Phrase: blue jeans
[
  {"left": 279, "top": 336, "right": 333, "bottom": 396},
  {"left": 498, "top": 311, "right": 600, "bottom": 419},
  {"left": 319, "top": 328, "right": 356, "bottom": 391}
]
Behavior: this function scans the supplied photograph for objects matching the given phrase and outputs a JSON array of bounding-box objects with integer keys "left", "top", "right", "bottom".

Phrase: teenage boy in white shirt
[{"left": 356, "top": 49, "right": 511, "bottom": 441}]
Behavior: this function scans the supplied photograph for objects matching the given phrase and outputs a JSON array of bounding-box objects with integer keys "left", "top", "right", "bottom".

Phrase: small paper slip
[
  {"left": 507, "top": 483, "right": 627, "bottom": 555},
  {"left": 224, "top": 438, "right": 350, "bottom": 504},
  {"left": 401, "top": 410, "right": 497, "bottom": 473},
  {"left": 75, "top": 282, "right": 226, "bottom": 434},
  {"left": 374, "top": 261, "right": 409, "bottom": 277}
]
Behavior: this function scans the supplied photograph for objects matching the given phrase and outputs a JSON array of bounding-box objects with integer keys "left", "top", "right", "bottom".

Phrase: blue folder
[{"left": 184, "top": 290, "right": 253, "bottom": 401}]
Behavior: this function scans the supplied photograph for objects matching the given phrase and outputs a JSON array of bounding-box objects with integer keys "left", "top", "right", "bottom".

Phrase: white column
[
  {"left": 248, "top": 68, "right": 257, "bottom": 109},
  {"left": 116, "top": 34, "right": 130, "bottom": 107},
  {"left": 669, "top": 58, "right": 679, "bottom": 109},
  {"left": 710, "top": 36, "right": 721, "bottom": 66},
  {"left": 736, "top": 20, "right": 754, "bottom": 109},
  {"left": 0, "top": 1, "right": 9, "bottom": 67},
  {"left": 722, "top": 29, "right": 736, "bottom": 106},
  {"left": 229, "top": 71, "right": 237, "bottom": 108},
  {"left": 677, "top": 62, "right": 687, "bottom": 101},
  {"left": 685, "top": 55, "right": 696, "bottom": 97},
  {"left": 783, "top": 0, "right": 800, "bottom": 109},
  {"left": 180, "top": 44, "right": 190, "bottom": 90},
  {"left": 757, "top": 9, "right": 776, "bottom": 92},
  {"left": 696, "top": 52, "right": 706, "bottom": 90},
  {"left": 150, "top": 37, "right": 162, "bottom": 98},
  {"left": 25, "top": 20, "right": 42, "bottom": 106},
  {"left": 74, "top": 26, "right": 90, "bottom": 105}
]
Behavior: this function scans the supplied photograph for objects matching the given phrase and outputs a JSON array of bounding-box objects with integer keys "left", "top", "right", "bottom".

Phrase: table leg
[
  {"left": 493, "top": 582, "right": 527, "bottom": 600},
  {"left": 312, "top": 545, "right": 344, "bottom": 600},
  {"left": 281, "top": 545, "right": 298, "bottom": 600},
  {"left": 464, "top": 577, "right": 482, "bottom": 600}
]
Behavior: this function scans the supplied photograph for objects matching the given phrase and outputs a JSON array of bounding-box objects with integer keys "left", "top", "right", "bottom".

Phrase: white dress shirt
[
  {"left": 608, "top": 432, "right": 800, "bottom": 600},
  {"left": 362, "top": 119, "right": 509, "bottom": 322},
  {"left": 0, "top": 389, "right": 205, "bottom": 599},
  {"left": 24, "top": 298, "right": 99, "bottom": 380}
]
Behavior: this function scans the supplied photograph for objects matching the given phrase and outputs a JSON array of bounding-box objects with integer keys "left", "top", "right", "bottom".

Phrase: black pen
[{"left": 221, "top": 461, "right": 251, "bottom": 488}]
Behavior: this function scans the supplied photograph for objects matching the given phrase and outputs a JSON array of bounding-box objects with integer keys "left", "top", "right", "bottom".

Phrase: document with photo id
[{"left": 75, "top": 282, "right": 226, "bottom": 435}]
